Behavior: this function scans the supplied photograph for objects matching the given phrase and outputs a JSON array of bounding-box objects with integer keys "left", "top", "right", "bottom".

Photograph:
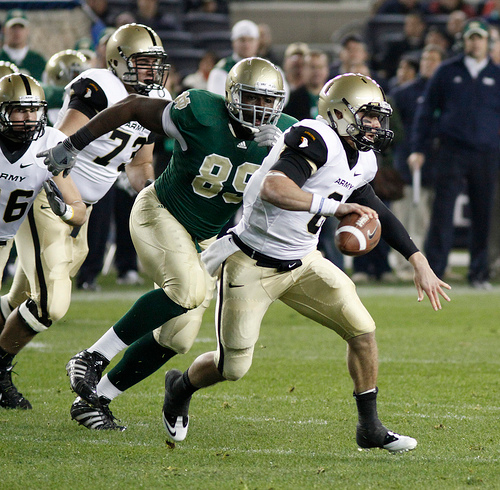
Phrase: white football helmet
[
  {"left": 225, "top": 57, "right": 285, "bottom": 130},
  {"left": 0, "top": 73, "right": 47, "bottom": 143},
  {"left": 318, "top": 73, "right": 393, "bottom": 152},
  {"left": 106, "top": 23, "right": 169, "bottom": 95}
]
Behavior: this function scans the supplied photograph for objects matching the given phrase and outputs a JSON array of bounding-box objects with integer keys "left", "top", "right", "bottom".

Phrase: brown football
[{"left": 334, "top": 213, "right": 381, "bottom": 256}]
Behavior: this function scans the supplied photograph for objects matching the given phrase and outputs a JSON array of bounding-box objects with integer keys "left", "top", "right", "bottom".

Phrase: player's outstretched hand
[
  {"left": 254, "top": 124, "right": 282, "bottom": 148},
  {"left": 37, "top": 139, "right": 79, "bottom": 177},
  {"left": 409, "top": 252, "right": 451, "bottom": 311}
]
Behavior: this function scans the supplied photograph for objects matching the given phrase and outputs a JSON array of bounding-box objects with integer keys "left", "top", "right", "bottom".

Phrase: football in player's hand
[{"left": 334, "top": 213, "right": 381, "bottom": 256}]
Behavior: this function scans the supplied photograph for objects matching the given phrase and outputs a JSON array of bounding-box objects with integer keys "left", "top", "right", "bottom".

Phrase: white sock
[
  {"left": 97, "top": 374, "right": 123, "bottom": 401},
  {"left": 88, "top": 327, "right": 128, "bottom": 361}
]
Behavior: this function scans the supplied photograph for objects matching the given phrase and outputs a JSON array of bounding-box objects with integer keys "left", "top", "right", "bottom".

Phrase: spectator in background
[
  {"left": 425, "top": 0, "right": 476, "bottom": 17},
  {"left": 0, "top": 10, "right": 46, "bottom": 81},
  {"left": 284, "top": 50, "right": 329, "bottom": 120},
  {"left": 424, "top": 25, "right": 452, "bottom": 55},
  {"left": 486, "top": 24, "right": 500, "bottom": 277},
  {"left": 115, "top": 11, "right": 137, "bottom": 28},
  {"left": 374, "top": 12, "right": 427, "bottom": 80},
  {"left": 490, "top": 24, "right": 500, "bottom": 62},
  {"left": 134, "top": 0, "right": 179, "bottom": 32},
  {"left": 447, "top": 10, "right": 468, "bottom": 53},
  {"left": 387, "top": 53, "right": 419, "bottom": 91},
  {"left": 207, "top": 19, "right": 259, "bottom": 96},
  {"left": 478, "top": 0, "right": 500, "bottom": 26},
  {"left": 282, "top": 42, "right": 310, "bottom": 91},
  {"left": 329, "top": 35, "right": 374, "bottom": 80},
  {"left": 390, "top": 44, "right": 445, "bottom": 280},
  {"left": 257, "top": 23, "right": 281, "bottom": 66},
  {"left": 409, "top": 18, "right": 500, "bottom": 289},
  {"left": 375, "top": 0, "right": 426, "bottom": 15},
  {"left": 182, "top": 50, "right": 218, "bottom": 90},
  {"left": 82, "top": 0, "right": 115, "bottom": 47},
  {"left": 184, "top": 0, "right": 229, "bottom": 14}
]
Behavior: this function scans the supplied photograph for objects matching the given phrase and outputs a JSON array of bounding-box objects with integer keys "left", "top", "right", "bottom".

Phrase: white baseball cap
[{"left": 231, "top": 20, "right": 259, "bottom": 41}]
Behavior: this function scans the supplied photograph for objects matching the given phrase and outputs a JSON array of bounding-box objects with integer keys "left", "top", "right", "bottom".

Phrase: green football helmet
[
  {"left": 0, "top": 73, "right": 48, "bottom": 142},
  {"left": 318, "top": 73, "right": 393, "bottom": 152},
  {"left": 225, "top": 57, "right": 285, "bottom": 130},
  {"left": 44, "top": 49, "right": 90, "bottom": 87},
  {"left": 106, "top": 23, "right": 169, "bottom": 95}
]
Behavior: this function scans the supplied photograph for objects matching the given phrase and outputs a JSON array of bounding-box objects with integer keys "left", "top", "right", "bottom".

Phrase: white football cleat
[
  {"left": 162, "top": 370, "right": 191, "bottom": 442},
  {"left": 381, "top": 431, "right": 417, "bottom": 453},
  {"left": 357, "top": 424, "right": 417, "bottom": 453}
]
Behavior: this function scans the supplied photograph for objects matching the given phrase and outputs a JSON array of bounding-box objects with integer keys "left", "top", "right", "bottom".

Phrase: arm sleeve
[
  {"left": 348, "top": 184, "right": 419, "bottom": 260},
  {"left": 269, "top": 147, "right": 313, "bottom": 187}
]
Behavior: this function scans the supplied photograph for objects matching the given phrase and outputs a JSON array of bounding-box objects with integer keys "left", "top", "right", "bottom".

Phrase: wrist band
[
  {"left": 69, "top": 126, "right": 96, "bottom": 151},
  {"left": 309, "top": 194, "right": 325, "bottom": 215},
  {"left": 61, "top": 205, "right": 74, "bottom": 222},
  {"left": 309, "top": 194, "right": 339, "bottom": 216}
]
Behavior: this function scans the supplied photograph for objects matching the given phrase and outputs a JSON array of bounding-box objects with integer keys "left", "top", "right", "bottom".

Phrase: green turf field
[{"left": 1, "top": 275, "right": 498, "bottom": 489}]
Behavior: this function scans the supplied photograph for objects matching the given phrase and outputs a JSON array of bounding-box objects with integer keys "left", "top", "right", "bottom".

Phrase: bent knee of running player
[
  {"left": 153, "top": 303, "right": 208, "bottom": 354},
  {"left": 215, "top": 345, "right": 255, "bottom": 381}
]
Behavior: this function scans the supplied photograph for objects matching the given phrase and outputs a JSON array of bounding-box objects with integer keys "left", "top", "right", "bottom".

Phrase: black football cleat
[
  {"left": 0, "top": 364, "right": 32, "bottom": 409},
  {"left": 66, "top": 350, "right": 109, "bottom": 406},
  {"left": 70, "top": 396, "right": 126, "bottom": 431}
]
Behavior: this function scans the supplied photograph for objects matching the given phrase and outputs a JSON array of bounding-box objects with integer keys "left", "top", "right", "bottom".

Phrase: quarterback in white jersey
[
  {"left": 161, "top": 74, "right": 451, "bottom": 453},
  {"left": 0, "top": 73, "right": 86, "bottom": 410},
  {"left": 0, "top": 24, "right": 169, "bottom": 409}
]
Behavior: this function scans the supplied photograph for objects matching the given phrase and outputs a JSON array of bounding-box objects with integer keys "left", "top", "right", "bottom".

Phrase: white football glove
[
  {"left": 37, "top": 139, "right": 79, "bottom": 177},
  {"left": 43, "top": 180, "right": 74, "bottom": 222},
  {"left": 253, "top": 124, "right": 282, "bottom": 148}
]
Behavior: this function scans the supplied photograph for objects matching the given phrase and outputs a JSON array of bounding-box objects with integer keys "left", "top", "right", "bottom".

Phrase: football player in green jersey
[{"left": 39, "top": 57, "right": 297, "bottom": 430}]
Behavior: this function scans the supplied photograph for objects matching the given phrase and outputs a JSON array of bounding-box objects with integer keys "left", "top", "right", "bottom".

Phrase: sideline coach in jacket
[{"left": 409, "top": 18, "right": 500, "bottom": 289}]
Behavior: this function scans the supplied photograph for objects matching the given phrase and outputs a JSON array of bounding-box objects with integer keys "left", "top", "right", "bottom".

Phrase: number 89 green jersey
[{"left": 154, "top": 89, "right": 296, "bottom": 241}]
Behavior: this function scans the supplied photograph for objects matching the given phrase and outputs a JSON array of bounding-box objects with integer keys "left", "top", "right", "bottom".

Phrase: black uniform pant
[{"left": 424, "top": 143, "right": 499, "bottom": 283}]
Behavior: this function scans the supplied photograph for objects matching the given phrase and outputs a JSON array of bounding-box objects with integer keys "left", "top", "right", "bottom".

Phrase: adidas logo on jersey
[{"left": 237, "top": 141, "right": 247, "bottom": 149}]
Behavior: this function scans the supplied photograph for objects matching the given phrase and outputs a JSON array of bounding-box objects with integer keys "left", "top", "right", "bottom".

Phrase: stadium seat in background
[
  {"left": 192, "top": 31, "right": 232, "bottom": 58},
  {"left": 157, "top": 30, "right": 195, "bottom": 49},
  {"left": 182, "top": 12, "right": 230, "bottom": 34},
  {"left": 167, "top": 47, "right": 206, "bottom": 78}
]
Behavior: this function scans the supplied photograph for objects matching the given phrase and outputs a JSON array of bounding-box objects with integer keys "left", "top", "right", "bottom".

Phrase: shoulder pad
[
  {"left": 284, "top": 125, "right": 328, "bottom": 166},
  {"left": 172, "top": 89, "right": 226, "bottom": 127},
  {"left": 69, "top": 77, "right": 108, "bottom": 113}
]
